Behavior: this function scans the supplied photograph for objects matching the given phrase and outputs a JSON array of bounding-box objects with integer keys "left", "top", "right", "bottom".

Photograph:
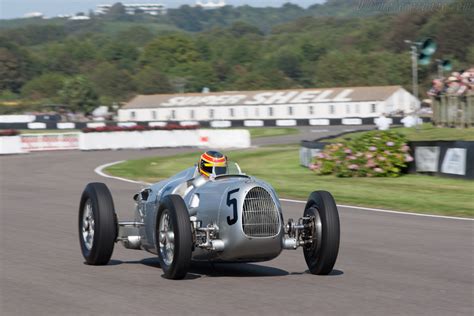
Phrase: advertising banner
[{"left": 21, "top": 133, "right": 80, "bottom": 151}]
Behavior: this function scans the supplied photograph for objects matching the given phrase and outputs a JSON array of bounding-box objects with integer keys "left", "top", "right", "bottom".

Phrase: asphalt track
[{"left": 1, "top": 129, "right": 473, "bottom": 315}]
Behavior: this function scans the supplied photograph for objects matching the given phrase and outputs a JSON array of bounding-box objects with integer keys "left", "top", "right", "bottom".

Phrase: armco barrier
[
  {"left": 1, "top": 130, "right": 251, "bottom": 154},
  {"left": 79, "top": 129, "right": 250, "bottom": 151},
  {"left": 0, "top": 136, "right": 25, "bottom": 154}
]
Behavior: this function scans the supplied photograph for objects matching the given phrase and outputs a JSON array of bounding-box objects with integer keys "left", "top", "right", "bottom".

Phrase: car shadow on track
[{"left": 109, "top": 258, "right": 344, "bottom": 279}]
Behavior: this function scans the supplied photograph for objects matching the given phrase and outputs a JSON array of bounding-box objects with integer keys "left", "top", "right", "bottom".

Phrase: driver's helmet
[{"left": 198, "top": 151, "right": 227, "bottom": 177}]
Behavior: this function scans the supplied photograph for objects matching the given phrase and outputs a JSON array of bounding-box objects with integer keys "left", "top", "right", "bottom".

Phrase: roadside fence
[{"left": 432, "top": 95, "right": 474, "bottom": 128}]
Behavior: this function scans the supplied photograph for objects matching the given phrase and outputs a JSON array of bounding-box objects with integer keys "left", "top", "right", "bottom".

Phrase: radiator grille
[{"left": 242, "top": 187, "right": 280, "bottom": 237}]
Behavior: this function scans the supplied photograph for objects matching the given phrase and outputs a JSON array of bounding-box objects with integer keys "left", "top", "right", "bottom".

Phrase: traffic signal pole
[
  {"left": 405, "top": 40, "right": 421, "bottom": 130},
  {"left": 410, "top": 44, "right": 419, "bottom": 104}
]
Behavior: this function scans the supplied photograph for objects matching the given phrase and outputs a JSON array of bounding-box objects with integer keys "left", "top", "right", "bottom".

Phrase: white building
[
  {"left": 195, "top": 1, "right": 226, "bottom": 9},
  {"left": 96, "top": 3, "right": 167, "bottom": 16},
  {"left": 69, "top": 15, "right": 91, "bottom": 20},
  {"left": 23, "top": 12, "right": 44, "bottom": 19},
  {"left": 118, "top": 86, "right": 420, "bottom": 122}
]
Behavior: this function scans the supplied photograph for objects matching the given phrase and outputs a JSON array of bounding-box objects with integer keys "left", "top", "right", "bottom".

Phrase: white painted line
[
  {"left": 94, "top": 161, "right": 150, "bottom": 185},
  {"left": 94, "top": 161, "right": 473, "bottom": 222},
  {"left": 280, "top": 198, "right": 473, "bottom": 221}
]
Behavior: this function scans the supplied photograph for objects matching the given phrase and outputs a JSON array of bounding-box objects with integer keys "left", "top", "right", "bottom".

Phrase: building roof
[{"left": 122, "top": 86, "right": 405, "bottom": 109}]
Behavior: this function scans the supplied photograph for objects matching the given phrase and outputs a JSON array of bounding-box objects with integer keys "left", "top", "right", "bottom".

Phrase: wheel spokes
[
  {"left": 82, "top": 200, "right": 95, "bottom": 251},
  {"left": 159, "top": 211, "right": 175, "bottom": 266}
]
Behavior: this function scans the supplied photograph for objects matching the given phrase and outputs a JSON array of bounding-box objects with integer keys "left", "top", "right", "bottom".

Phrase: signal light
[
  {"left": 421, "top": 38, "right": 437, "bottom": 56},
  {"left": 418, "top": 53, "right": 431, "bottom": 66},
  {"left": 440, "top": 60, "right": 452, "bottom": 72}
]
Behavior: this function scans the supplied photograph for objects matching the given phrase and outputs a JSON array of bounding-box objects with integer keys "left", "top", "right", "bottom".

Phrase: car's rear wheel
[
  {"left": 303, "top": 191, "right": 340, "bottom": 275},
  {"left": 78, "top": 182, "right": 117, "bottom": 265},
  {"left": 156, "top": 195, "right": 192, "bottom": 280}
]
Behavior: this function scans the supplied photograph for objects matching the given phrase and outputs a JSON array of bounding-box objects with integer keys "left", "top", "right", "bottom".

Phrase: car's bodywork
[{"left": 123, "top": 165, "right": 285, "bottom": 262}]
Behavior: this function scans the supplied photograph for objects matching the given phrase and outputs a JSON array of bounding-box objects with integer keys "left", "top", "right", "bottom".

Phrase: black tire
[
  {"left": 303, "top": 191, "right": 340, "bottom": 275},
  {"left": 156, "top": 195, "right": 193, "bottom": 280},
  {"left": 78, "top": 182, "right": 117, "bottom": 265}
]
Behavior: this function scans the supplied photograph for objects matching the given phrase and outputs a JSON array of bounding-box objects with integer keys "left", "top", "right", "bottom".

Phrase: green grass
[
  {"left": 245, "top": 127, "right": 299, "bottom": 138},
  {"left": 327, "top": 124, "right": 474, "bottom": 142},
  {"left": 106, "top": 145, "right": 474, "bottom": 218}
]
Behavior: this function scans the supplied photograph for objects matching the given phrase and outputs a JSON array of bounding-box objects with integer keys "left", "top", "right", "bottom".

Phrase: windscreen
[{"left": 212, "top": 161, "right": 244, "bottom": 176}]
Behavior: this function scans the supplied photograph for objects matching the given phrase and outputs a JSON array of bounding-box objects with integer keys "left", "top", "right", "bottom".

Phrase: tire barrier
[{"left": 0, "top": 117, "right": 432, "bottom": 131}]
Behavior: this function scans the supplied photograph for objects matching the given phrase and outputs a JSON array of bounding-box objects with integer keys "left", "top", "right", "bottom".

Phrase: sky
[{"left": 0, "top": 1, "right": 325, "bottom": 19}]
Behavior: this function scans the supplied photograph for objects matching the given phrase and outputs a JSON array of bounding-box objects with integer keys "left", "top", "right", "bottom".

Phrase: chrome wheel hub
[
  {"left": 158, "top": 211, "right": 175, "bottom": 266},
  {"left": 313, "top": 210, "right": 323, "bottom": 254},
  {"left": 82, "top": 200, "right": 95, "bottom": 251}
]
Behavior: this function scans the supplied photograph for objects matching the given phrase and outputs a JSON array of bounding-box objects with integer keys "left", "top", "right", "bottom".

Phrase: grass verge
[
  {"left": 105, "top": 145, "right": 474, "bottom": 218},
  {"left": 245, "top": 127, "right": 299, "bottom": 138},
  {"left": 326, "top": 124, "right": 474, "bottom": 142}
]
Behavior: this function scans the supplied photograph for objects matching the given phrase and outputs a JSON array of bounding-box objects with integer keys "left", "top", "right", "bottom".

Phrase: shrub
[
  {"left": 0, "top": 129, "right": 20, "bottom": 137},
  {"left": 310, "top": 130, "right": 413, "bottom": 178}
]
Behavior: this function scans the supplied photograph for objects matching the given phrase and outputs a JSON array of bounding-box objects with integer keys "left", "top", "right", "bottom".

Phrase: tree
[
  {"left": 0, "top": 40, "right": 35, "bottom": 93},
  {"left": 170, "top": 62, "right": 219, "bottom": 92},
  {"left": 141, "top": 34, "right": 199, "bottom": 71},
  {"left": 466, "top": 46, "right": 474, "bottom": 65},
  {"left": 40, "top": 39, "right": 97, "bottom": 75},
  {"left": 167, "top": 5, "right": 206, "bottom": 32},
  {"left": 21, "top": 73, "right": 66, "bottom": 100},
  {"left": 314, "top": 50, "right": 411, "bottom": 88},
  {"left": 229, "top": 65, "right": 295, "bottom": 90},
  {"left": 117, "top": 26, "right": 154, "bottom": 46},
  {"left": 272, "top": 48, "right": 303, "bottom": 81},
  {"left": 228, "top": 21, "right": 263, "bottom": 37},
  {"left": 59, "top": 76, "right": 99, "bottom": 113},
  {"left": 134, "top": 65, "right": 173, "bottom": 94},
  {"left": 100, "top": 40, "right": 139, "bottom": 69},
  {"left": 88, "top": 62, "right": 134, "bottom": 101}
]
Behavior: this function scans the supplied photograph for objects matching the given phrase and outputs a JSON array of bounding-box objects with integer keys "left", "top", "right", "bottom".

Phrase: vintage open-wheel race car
[{"left": 78, "top": 162, "right": 340, "bottom": 279}]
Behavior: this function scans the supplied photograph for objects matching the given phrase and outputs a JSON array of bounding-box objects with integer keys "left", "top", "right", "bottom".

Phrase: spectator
[
  {"left": 427, "top": 79, "right": 445, "bottom": 99},
  {"left": 427, "top": 68, "right": 474, "bottom": 97},
  {"left": 375, "top": 113, "right": 391, "bottom": 130},
  {"left": 401, "top": 112, "right": 422, "bottom": 128},
  {"left": 446, "top": 76, "right": 461, "bottom": 95}
]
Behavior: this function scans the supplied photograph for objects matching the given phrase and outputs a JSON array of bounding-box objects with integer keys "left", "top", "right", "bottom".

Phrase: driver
[{"left": 198, "top": 151, "right": 228, "bottom": 177}]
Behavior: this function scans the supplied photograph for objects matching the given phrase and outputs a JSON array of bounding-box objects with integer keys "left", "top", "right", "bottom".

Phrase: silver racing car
[{"left": 78, "top": 162, "right": 340, "bottom": 279}]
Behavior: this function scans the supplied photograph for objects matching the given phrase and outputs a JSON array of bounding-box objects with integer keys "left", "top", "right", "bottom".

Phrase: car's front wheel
[
  {"left": 303, "top": 191, "right": 340, "bottom": 275},
  {"left": 156, "top": 195, "right": 192, "bottom": 280},
  {"left": 78, "top": 182, "right": 117, "bottom": 265}
]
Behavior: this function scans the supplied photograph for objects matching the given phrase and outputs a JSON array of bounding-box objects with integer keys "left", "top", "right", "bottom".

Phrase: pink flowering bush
[{"left": 312, "top": 131, "right": 413, "bottom": 177}]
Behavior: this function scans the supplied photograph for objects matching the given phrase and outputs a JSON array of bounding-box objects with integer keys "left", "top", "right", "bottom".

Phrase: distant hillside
[
  {"left": 0, "top": 0, "right": 457, "bottom": 33},
  {"left": 0, "top": 0, "right": 471, "bottom": 114}
]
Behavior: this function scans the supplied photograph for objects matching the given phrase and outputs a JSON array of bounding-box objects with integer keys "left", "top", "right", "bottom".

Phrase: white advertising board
[
  {"left": 415, "top": 146, "right": 440, "bottom": 172},
  {"left": 21, "top": 133, "right": 80, "bottom": 151},
  {"left": 441, "top": 148, "right": 467, "bottom": 175}
]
